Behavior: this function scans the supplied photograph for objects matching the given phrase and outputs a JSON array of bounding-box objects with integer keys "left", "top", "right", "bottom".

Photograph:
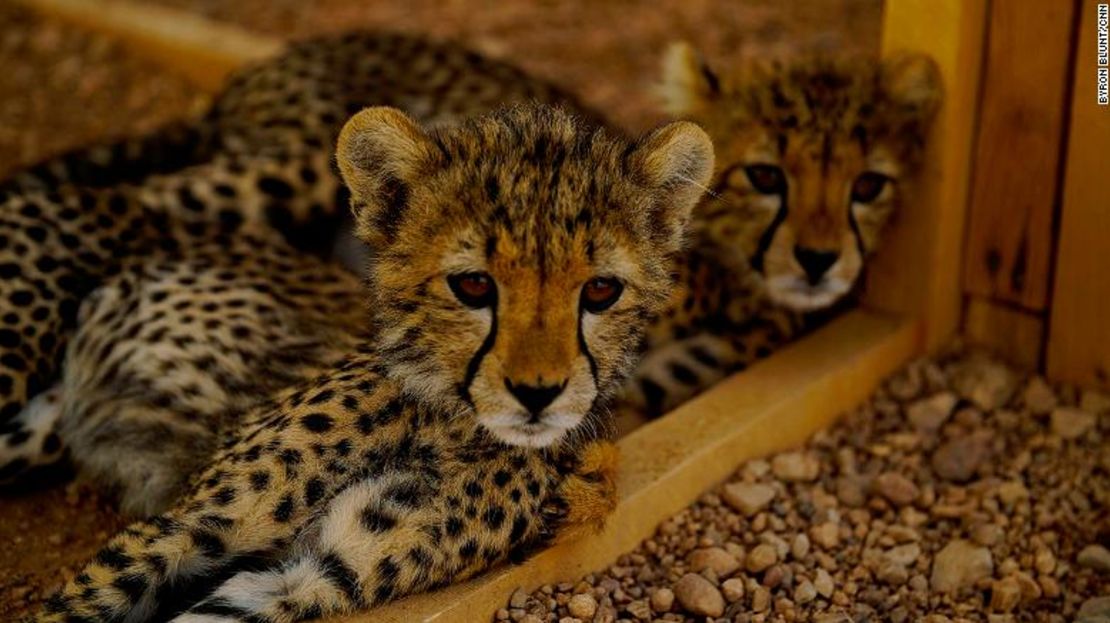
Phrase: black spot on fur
[
  {"left": 445, "top": 514, "right": 464, "bottom": 538},
  {"left": 95, "top": 546, "right": 132, "bottom": 570},
  {"left": 320, "top": 552, "right": 363, "bottom": 605},
  {"left": 304, "top": 477, "right": 326, "bottom": 507},
  {"left": 483, "top": 506, "right": 506, "bottom": 530},
  {"left": 272, "top": 494, "right": 295, "bottom": 522},
  {"left": 249, "top": 470, "right": 271, "bottom": 491},
  {"left": 301, "top": 412, "right": 334, "bottom": 433},
  {"left": 361, "top": 507, "right": 397, "bottom": 532}
]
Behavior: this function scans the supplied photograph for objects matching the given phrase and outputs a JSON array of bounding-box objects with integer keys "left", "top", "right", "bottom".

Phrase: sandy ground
[
  {"left": 148, "top": 0, "right": 883, "bottom": 132},
  {"left": 0, "top": 0, "right": 881, "bottom": 616}
]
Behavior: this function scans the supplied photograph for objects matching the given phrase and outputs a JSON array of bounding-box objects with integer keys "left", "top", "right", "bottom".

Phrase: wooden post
[
  {"left": 1047, "top": 0, "right": 1110, "bottom": 390},
  {"left": 960, "top": 0, "right": 1078, "bottom": 369},
  {"left": 863, "top": 0, "right": 989, "bottom": 351}
]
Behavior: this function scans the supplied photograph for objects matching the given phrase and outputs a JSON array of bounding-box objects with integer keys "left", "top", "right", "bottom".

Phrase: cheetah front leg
[
  {"left": 169, "top": 473, "right": 501, "bottom": 623},
  {"left": 32, "top": 443, "right": 326, "bottom": 622},
  {"left": 171, "top": 442, "right": 620, "bottom": 623}
]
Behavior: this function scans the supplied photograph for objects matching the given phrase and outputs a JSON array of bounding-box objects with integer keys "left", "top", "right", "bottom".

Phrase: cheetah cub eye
[{"left": 581, "top": 277, "right": 623, "bottom": 313}]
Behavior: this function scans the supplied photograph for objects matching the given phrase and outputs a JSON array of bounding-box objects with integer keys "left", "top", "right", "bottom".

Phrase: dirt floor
[
  {"left": 0, "top": 0, "right": 887, "bottom": 617},
  {"left": 498, "top": 347, "right": 1110, "bottom": 622},
  {"left": 148, "top": 0, "right": 883, "bottom": 132}
]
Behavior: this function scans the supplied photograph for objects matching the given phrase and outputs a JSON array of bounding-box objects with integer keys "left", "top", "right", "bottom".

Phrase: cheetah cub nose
[
  {"left": 504, "top": 379, "right": 567, "bottom": 419},
  {"left": 793, "top": 245, "right": 839, "bottom": 285}
]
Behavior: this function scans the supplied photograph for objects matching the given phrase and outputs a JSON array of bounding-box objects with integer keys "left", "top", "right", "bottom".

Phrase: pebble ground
[{"left": 496, "top": 346, "right": 1110, "bottom": 623}]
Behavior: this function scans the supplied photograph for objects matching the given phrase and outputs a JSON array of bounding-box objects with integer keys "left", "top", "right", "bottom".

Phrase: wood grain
[
  {"left": 962, "top": 0, "right": 1076, "bottom": 311},
  {"left": 964, "top": 296, "right": 1044, "bottom": 369},
  {"left": 863, "top": 0, "right": 989, "bottom": 351},
  {"left": 1047, "top": 0, "right": 1110, "bottom": 389}
]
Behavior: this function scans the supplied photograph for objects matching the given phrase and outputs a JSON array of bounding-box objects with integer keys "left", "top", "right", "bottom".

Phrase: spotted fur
[
  {"left": 30, "top": 105, "right": 713, "bottom": 622},
  {"left": 0, "top": 31, "right": 604, "bottom": 483},
  {"left": 621, "top": 44, "right": 943, "bottom": 416}
]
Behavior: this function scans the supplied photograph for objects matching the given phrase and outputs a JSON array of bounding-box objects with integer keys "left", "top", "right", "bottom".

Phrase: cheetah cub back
[{"left": 37, "top": 104, "right": 713, "bottom": 623}]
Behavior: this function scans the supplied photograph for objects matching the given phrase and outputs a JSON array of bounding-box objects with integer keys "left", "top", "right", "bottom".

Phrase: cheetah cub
[
  {"left": 34, "top": 104, "right": 713, "bottom": 622},
  {"left": 624, "top": 45, "right": 943, "bottom": 416}
]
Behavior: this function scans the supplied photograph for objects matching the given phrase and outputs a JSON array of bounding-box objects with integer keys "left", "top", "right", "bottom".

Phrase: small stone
[
  {"left": 1038, "top": 575, "right": 1061, "bottom": 598},
  {"left": 931, "top": 540, "right": 993, "bottom": 592},
  {"left": 722, "top": 482, "right": 776, "bottom": 517},
  {"left": 907, "top": 392, "right": 958, "bottom": 431},
  {"left": 521, "top": 615, "right": 544, "bottom": 623},
  {"left": 836, "top": 475, "right": 868, "bottom": 507},
  {"left": 567, "top": 593, "right": 597, "bottom": 620},
  {"left": 761, "top": 564, "right": 785, "bottom": 588},
  {"left": 1013, "top": 571, "right": 1041, "bottom": 601},
  {"left": 1078, "top": 544, "right": 1110, "bottom": 572},
  {"left": 624, "top": 599, "right": 652, "bottom": 620},
  {"left": 996, "top": 481, "right": 1029, "bottom": 506},
  {"left": 814, "top": 568, "right": 834, "bottom": 597},
  {"left": 649, "top": 587, "right": 674, "bottom": 613},
  {"left": 558, "top": 618, "right": 582, "bottom": 623},
  {"left": 1050, "top": 407, "right": 1095, "bottom": 440},
  {"left": 1077, "top": 597, "right": 1110, "bottom": 622},
  {"left": 874, "top": 472, "right": 920, "bottom": 506},
  {"left": 1080, "top": 389, "right": 1110, "bottom": 414},
  {"left": 811, "top": 522, "right": 840, "bottom": 549},
  {"left": 877, "top": 560, "right": 909, "bottom": 585},
  {"left": 750, "top": 586, "right": 771, "bottom": 613},
  {"left": 952, "top": 354, "right": 1017, "bottom": 410},
  {"left": 721, "top": 578, "right": 745, "bottom": 603},
  {"left": 745, "top": 544, "right": 778, "bottom": 572},
  {"left": 771, "top": 451, "right": 820, "bottom": 482},
  {"left": 931, "top": 433, "right": 991, "bottom": 482},
  {"left": 672, "top": 573, "right": 725, "bottom": 617},
  {"left": 791, "top": 533, "right": 811, "bottom": 560},
  {"left": 1034, "top": 548, "right": 1056, "bottom": 574},
  {"left": 989, "top": 577, "right": 1021, "bottom": 613},
  {"left": 971, "top": 523, "right": 1004, "bottom": 547},
  {"left": 509, "top": 588, "right": 529, "bottom": 609},
  {"left": 1021, "top": 377, "right": 1057, "bottom": 413},
  {"left": 687, "top": 547, "right": 740, "bottom": 577},
  {"left": 794, "top": 580, "right": 817, "bottom": 604},
  {"left": 883, "top": 543, "right": 922, "bottom": 568}
]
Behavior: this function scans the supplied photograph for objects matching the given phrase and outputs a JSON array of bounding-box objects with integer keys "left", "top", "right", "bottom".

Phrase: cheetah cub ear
[
  {"left": 880, "top": 52, "right": 944, "bottom": 126},
  {"left": 626, "top": 120, "right": 715, "bottom": 250},
  {"left": 658, "top": 41, "right": 721, "bottom": 118},
  {"left": 336, "top": 106, "right": 441, "bottom": 245}
]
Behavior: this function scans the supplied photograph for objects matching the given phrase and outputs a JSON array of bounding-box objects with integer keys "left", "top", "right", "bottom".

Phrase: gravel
[{"left": 496, "top": 346, "right": 1109, "bottom": 622}]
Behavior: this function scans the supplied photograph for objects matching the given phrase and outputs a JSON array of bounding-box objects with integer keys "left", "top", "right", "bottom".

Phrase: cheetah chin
[
  {"left": 480, "top": 411, "right": 584, "bottom": 448},
  {"left": 764, "top": 274, "right": 852, "bottom": 312}
]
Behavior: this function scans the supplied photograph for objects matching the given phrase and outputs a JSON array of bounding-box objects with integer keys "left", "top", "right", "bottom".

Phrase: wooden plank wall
[
  {"left": 1046, "top": 0, "right": 1110, "bottom": 390},
  {"left": 961, "top": 0, "right": 1078, "bottom": 368},
  {"left": 864, "top": 0, "right": 989, "bottom": 351}
]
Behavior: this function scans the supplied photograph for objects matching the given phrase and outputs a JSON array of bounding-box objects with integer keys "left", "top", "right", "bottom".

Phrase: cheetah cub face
[
  {"left": 660, "top": 44, "right": 943, "bottom": 311},
  {"left": 338, "top": 105, "right": 713, "bottom": 447}
]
